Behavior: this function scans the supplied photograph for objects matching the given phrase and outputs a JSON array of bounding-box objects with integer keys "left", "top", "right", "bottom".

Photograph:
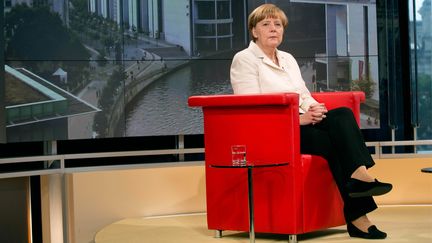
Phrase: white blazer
[{"left": 230, "top": 41, "right": 318, "bottom": 113}]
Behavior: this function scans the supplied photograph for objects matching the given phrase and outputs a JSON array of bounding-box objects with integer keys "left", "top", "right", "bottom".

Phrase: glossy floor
[{"left": 95, "top": 205, "right": 432, "bottom": 243}]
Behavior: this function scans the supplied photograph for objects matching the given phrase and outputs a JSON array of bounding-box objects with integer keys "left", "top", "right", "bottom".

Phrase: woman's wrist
[{"left": 299, "top": 114, "right": 309, "bottom": 126}]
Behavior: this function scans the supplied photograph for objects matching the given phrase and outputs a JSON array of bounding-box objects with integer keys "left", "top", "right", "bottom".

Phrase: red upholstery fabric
[{"left": 188, "top": 91, "right": 365, "bottom": 235}]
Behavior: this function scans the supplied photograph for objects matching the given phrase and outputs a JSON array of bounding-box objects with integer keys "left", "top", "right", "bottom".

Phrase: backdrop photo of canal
[
  {"left": 122, "top": 58, "right": 234, "bottom": 137},
  {"left": 3, "top": 0, "right": 381, "bottom": 143}
]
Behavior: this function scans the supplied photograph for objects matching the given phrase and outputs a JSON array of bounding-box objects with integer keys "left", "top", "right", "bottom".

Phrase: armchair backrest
[{"left": 188, "top": 93, "right": 300, "bottom": 167}]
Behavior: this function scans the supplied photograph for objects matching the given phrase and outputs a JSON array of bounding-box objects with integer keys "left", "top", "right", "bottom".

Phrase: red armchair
[{"left": 188, "top": 91, "right": 365, "bottom": 242}]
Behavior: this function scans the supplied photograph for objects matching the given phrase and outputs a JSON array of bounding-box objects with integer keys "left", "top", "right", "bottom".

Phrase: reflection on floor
[{"left": 95, "top": 205, "right": 432, "bottom": 243}]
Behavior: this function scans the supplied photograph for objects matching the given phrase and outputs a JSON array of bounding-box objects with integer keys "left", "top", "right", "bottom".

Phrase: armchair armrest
[
  {"left": 312, "top": 91, "right": 365, "bottom": 125},
  {"left": 188, "top": 92, "right": 301, "bottom": 167},
  {"left": 188, "top": 92, "right": 299, "bottom": 108}
]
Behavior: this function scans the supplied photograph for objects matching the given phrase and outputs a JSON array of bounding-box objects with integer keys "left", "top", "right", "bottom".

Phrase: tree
[
  {"left": 351, "top": 62, "right": 376, "bottom": 99},
  {"left": 93, "top": 65, "right": 127, "bottom": 136},
  {"left": 5, "top": 4, "right": 90, "bottom": 90},
  {"left": 5, "top": 5, "right": 90, "bottom": 60}
]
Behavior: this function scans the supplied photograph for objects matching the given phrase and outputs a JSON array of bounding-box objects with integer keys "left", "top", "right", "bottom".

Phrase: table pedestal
[{"left": 247, "top": 167, "right": 255, "bottom": 243}]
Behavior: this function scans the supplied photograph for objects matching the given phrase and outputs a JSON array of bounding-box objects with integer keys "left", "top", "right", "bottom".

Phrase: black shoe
[
  {"left": 347, "top": 222, "right": 387, "bottom": 239},
  {"left": 346, "top": 178, "right": 392, "bottom": 198}
]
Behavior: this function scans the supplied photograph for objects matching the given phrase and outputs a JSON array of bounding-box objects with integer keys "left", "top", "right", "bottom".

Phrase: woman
[{"left": 230, "top": 4, "right": 392, "bottom": 240}]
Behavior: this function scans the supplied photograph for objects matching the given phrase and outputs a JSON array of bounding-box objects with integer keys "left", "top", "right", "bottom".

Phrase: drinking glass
[{"left": 231, "top": 145, "right": 247, "bottom": 166}]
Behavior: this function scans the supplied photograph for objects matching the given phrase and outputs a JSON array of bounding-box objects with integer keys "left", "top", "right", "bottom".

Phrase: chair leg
[
  {"left": 214, "top": 230, "right": 223, "bottom": 238},
  {"left": 288, "top": 234, "right": 297, "bottom": 243}
]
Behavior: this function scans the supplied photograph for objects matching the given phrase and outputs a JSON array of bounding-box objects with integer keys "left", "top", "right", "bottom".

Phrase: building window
[
  {"left": 193, "top": 0, "right": 233, "bottom": 53},
  {"left": 196, "top": 1, "right": 215, "bottom": 20},
  {"left": 218, "top": 23, "right": 231, "bottom": 36},
  {"left": 217, "top": 1, "right": 230, "bottom": 19}
]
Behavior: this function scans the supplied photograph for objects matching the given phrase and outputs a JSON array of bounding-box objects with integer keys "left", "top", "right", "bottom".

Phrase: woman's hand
[{"left": 300, "top": 103, "right": 328, "bottom": 125}]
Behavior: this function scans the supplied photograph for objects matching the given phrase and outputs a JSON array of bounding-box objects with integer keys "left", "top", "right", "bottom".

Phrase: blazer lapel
[{"left": 248, "top": 41, "right": 285, "bottom": 70}]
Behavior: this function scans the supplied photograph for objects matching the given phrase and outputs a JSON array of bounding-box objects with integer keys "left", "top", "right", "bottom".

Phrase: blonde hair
[{"left": 248, "top": 4, "right": 288, "bottom": 41}]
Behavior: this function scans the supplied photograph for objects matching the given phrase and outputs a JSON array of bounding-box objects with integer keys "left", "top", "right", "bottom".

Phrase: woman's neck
[{"left": 255, "top": 42, "right": 277, "bottom": 63}]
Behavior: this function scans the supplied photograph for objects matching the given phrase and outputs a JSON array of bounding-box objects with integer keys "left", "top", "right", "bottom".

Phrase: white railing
[
  {"left": 367, "top": 140, "right": 432, "bottom": 159},
  {"left": 1, "top": 140, "right": 432, "bottom": 178},
  {"left": 0, "top": 148, "right": 205, "bottom": 179}
]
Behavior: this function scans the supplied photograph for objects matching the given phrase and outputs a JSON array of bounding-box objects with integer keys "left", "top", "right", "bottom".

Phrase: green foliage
[
  {"left": 5, "top": 4, "right": 91, "bottom": 91},
  {"left": 97, "top": 49, "right": 108, "bottom": 67},
  {"left": 94, "top": 65, "right": 126, "bottom": 137},
  {"left": 417, "top": 74, "right": 432, "bottom": 137},
  {"left": 351, "top": 63, "right": 376, "bottom": 99},
  {"left": 418, "top": 74, "right": 432, "bottom": 92},
  {"left": 70, "top": 0, "right": 88, "bottom": 12},
  {"left": 5, "top": 5, "right": 90, "bottom": 61},
  {"left": 351, "top": 76, "right": 376, "bottom": 99}
]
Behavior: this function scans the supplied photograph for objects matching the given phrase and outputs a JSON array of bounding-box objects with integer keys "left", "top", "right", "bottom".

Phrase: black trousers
[{"left": 300, "top": 107, "right": 377, "bottom": 222}]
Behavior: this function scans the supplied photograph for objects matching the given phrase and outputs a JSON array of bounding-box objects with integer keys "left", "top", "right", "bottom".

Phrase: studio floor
[{"left": 95, "top": 205, "right": 432, "bottom": 243}]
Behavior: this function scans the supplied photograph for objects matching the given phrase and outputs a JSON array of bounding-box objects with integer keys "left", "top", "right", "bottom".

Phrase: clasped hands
[{"left": 300, "top": 103, "right": 328, "bottom": 126}]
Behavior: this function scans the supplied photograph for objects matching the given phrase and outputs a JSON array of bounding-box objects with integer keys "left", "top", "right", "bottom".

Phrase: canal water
[{"left": 124, "top": 59, "right": 233, "bottom": 137}]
